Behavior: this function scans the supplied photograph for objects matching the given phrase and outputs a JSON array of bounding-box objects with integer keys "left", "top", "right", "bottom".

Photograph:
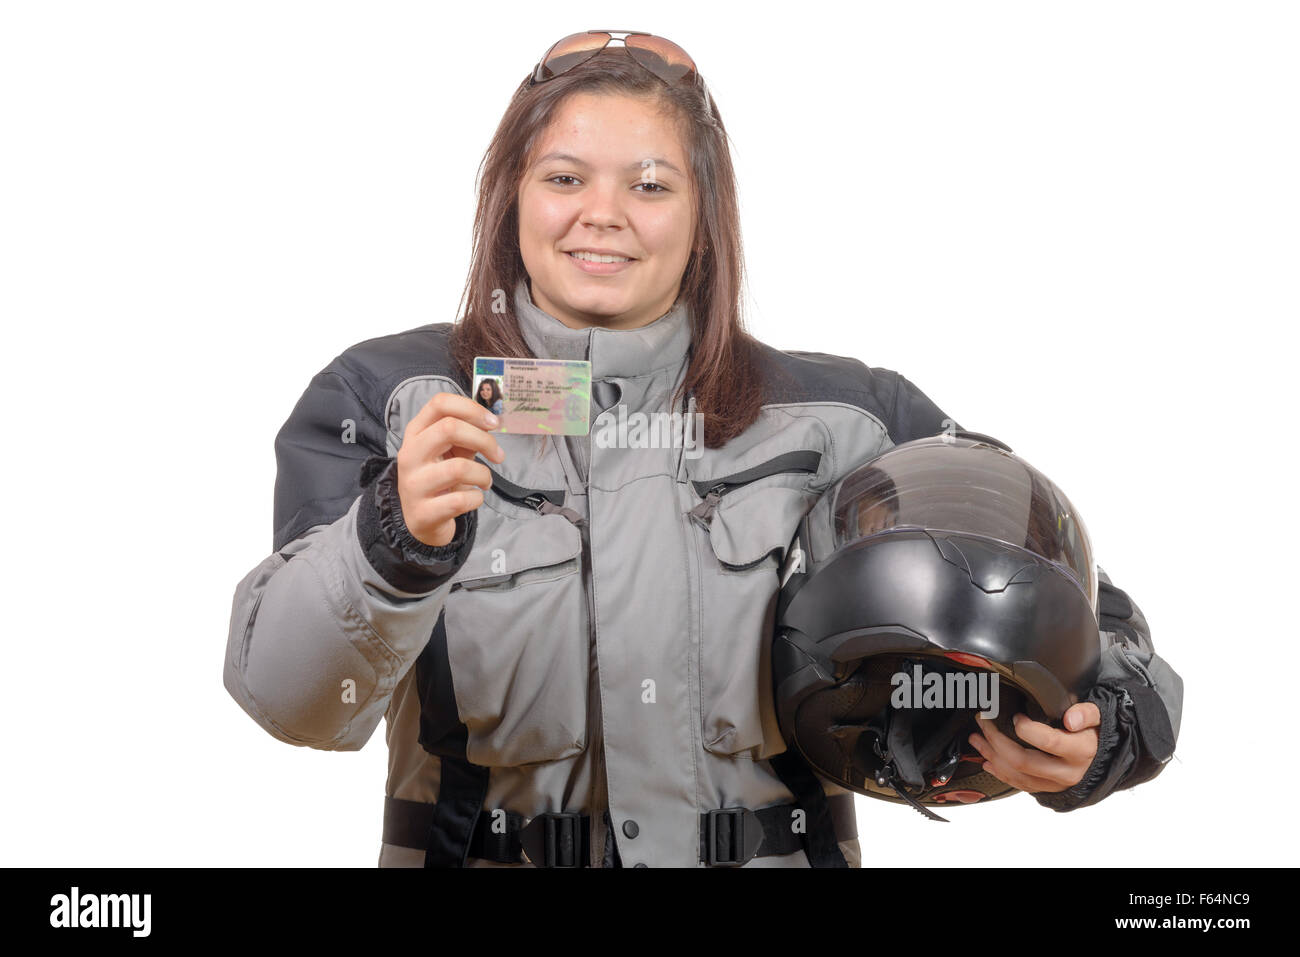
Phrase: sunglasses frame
[{"left": 527, "top": 29, "right": 707, "bottom": 101}]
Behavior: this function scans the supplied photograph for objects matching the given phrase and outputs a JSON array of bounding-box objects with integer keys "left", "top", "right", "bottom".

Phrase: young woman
[
  {"left": 475, "top": 377, "right": 504, "bottom": 417},
  {"left": 224, "top": 30, "right": 1181, "bottom": 867}
]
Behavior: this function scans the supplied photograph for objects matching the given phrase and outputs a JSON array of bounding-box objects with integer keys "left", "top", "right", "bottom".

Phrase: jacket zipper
[
  {"left": 484, "top": 466, "right": 584, "bottom": 524},
  {"left": 573, "top": 506, "right": 601, "bottom": 865},
  {"left": 687, "top": 450, "right": 822, "bottom": 528}
]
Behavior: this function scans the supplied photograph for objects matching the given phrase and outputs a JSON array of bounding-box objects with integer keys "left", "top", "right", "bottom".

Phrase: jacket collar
[{"left": 513, "top": 278, "right": 692, "bottom": 380}]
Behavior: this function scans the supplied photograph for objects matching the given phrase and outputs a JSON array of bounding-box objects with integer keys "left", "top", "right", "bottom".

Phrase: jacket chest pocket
[
  {"left": 689, "top": 451, "right": 822, "bottom": 759},
  {"left": 440, "top": 488, "right": 589, "bottom": 768}
]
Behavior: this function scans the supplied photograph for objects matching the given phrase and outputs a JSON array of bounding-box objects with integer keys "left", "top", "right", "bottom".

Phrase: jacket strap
[
  {"left": 385, "top": 797, "right": 593, "bottom": 867},
  {"left": 386, "top": 793, "right": 855, "bottom": 867},
  {"left": 421, "top": 758, "right": 490, "bottom": 867},
  {"left": 699, "top": 794, "right": 856, "bottom": 866},
  {"left": 767, "top": 750, "right": 852, "bottom": 867}
]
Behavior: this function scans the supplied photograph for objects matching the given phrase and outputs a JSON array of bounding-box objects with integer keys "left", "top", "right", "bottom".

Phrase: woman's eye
[
  {"left": 548, "top": 175, "right": 580, "bottom": 186},
  {"left": 634, "top": 182, "right": 667, "bottom": 193}
]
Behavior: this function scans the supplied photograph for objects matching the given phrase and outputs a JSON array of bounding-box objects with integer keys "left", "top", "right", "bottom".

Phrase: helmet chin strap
[
  {"left": 865, "top": 704, "right": 981, "bottom": 824},
  {"left": 880, "top": 770, "right": 950, "bottom": 823}
]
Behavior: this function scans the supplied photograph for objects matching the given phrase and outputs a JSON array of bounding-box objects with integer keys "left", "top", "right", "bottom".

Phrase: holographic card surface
[{"left": 472, "top": 356, "right": 591, "bottom": 436}]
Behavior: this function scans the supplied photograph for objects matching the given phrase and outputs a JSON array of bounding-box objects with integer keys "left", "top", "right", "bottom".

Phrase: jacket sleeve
[
  {"left": 1033, "top": 567, "right": 1182, "bottom": 811},
  {"left": 223, "top": 356, "right": 476, "bottom": 751}
]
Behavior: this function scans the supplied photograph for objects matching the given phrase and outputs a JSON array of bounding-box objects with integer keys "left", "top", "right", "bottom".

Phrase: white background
[{"left": 2, "top": 1, "right": 1295, "bottom": 867}]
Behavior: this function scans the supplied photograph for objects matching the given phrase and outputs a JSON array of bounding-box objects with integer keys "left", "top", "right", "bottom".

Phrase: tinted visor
[{"left": 830, "top": 435, "right": 1097, "bottom": 610}]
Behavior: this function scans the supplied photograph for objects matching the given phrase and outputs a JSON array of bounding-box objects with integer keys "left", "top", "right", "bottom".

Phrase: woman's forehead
[{"left": 530, "top": 93, "right": 690, "bottom": 170}]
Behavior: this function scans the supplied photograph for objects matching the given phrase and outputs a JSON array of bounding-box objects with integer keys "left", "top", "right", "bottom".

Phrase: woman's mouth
[{"left": 566, "top": 250, "right": 635, "bottom": 275}]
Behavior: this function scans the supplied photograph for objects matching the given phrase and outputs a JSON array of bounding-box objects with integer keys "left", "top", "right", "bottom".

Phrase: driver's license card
[{"left": 472, "top": 356, "right": 592, "bottom": 435}]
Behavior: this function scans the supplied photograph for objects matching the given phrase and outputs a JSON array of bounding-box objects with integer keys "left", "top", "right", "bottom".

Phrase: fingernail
[{"left": 485, "top": 413, "right": 499, "bottom": 427}]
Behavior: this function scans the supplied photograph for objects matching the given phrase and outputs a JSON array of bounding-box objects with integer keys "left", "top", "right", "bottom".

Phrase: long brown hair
[{"left": 448, "top": 46, "right": 765, "bottom": 448}]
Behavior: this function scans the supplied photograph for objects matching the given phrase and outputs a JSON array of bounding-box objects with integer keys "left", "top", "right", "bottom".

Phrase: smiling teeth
[{"left": 570, "top": 251, "right": 631, "bottom": 263}]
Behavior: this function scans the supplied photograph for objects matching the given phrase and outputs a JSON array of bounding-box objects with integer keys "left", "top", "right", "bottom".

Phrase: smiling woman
[
  {"left": 448, "top": 35, "right": 765, "bottom": 449},
  {"left": 223, "top": 27, "right": 1182, "bottom": 870}
]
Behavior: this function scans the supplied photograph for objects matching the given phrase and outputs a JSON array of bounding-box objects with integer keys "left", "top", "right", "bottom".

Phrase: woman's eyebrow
[
  {"left": 630, "top": 156, "right": 685, "bottom": 176},
  {"left": 533, "top": 151, "right": 684, "bottom": 176},
  {"left": 533, "top": 151, "right": 587, "bottom": 169}
]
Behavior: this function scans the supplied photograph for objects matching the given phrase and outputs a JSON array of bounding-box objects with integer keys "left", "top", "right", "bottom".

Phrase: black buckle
[
  {"left": 525, "top": 811, "right": 583, "bottom": 868},
  {"left": 705, "top": 807, "right": 762, "bottom": 867}
]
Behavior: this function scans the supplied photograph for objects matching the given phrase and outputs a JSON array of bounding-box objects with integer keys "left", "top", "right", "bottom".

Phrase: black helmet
[{"left": 772, "top": 431, "right": 1101, "bottom": 821}]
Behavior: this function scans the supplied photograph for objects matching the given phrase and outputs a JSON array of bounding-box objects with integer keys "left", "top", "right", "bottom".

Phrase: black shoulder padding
[
  {"left": 328, "top": 323, "right": 471, "bottom": 419},
  {"left": 271, "top": 322, "right": 465, "bottom": 552},
  {"left": 754, "top": 341, "right": 960, "bottom": 445}
]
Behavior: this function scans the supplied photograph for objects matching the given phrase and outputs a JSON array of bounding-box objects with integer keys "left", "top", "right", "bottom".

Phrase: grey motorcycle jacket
[{"left": 224, "top": 280, "right": 1183, "bottom": 867}]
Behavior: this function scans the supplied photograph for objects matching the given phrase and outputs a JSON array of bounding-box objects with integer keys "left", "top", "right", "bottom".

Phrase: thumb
[{"left": 1065, "top": 702, "right": 1101, "bottom": 731}]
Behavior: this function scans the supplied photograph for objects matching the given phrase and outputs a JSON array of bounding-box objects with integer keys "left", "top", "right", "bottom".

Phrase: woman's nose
[{"left": 579, "top": 181, "right": 628, "bottom": 229}]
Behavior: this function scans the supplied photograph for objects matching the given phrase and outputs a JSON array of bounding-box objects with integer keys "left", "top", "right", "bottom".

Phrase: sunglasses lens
[
  {"left": 625, "top": 34, "right": 697, "bottom": 84},
  {"left": 534, "top": 31, "right": 610, "bottom": 82}
]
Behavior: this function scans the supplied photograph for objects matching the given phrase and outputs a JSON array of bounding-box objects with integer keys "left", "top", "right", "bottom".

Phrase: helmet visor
[{"left": 830, "top": 435, "right": 1097, "bottom": 609}]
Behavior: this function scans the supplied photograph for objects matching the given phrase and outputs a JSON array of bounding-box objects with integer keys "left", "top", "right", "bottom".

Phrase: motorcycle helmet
[{"left": 773, "top": 431, "right": 1101, "bottom": 820}]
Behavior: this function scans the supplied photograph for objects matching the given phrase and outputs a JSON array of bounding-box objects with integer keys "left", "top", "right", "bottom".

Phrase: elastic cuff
[
  {"left": 1032, "top": 685, "right": 1123, "bottom": 813},
  {"left": 356, "top": 455, "right": 476, "bottom": 593}
]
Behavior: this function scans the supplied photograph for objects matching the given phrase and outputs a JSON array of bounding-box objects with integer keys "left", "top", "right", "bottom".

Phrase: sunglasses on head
[{"left": 528, "top": 29, "right": 709, "bottom": 102}]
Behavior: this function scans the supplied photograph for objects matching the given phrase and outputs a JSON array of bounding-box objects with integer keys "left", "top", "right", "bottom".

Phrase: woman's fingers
[
  {"left": 405, "top": 390, "right": 499, "bottom": 443},
  {"left": 403, "top": 487, "right": 486, "bottom": 547},
  {"left": 969, "top": 714, "right": 1096, "bottom": 791},
  {"left": 396, "top": 456, "right": 495, "bottom": 547},
  {"left": 1000, "top": 711, "right": 1098, "bottom": 765},
  {"left": 1064, "top": 702, "right": 1102, "bottom": 732},
  {"left": 404, "top": 413, "right": 505, "bottom": 466},
  {"left": 968, "top": 728, "right": 1071, "bottom": 793},
  {"left": 394, "top": 391, "right": 505, "bottom": 547},
  {"left": 401, "top": 455, "right": 494, "bottom": 499},
  {"left": 977, "top": 755, "right": 1065, "bottom": 794}
]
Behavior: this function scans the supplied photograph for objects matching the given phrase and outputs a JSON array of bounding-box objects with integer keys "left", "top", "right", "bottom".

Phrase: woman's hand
[
  {"left": 968, "top": 704, "right": 1101, "bottom": 794},
  {"left": 397, "top": 392, "right": 506, "bottom": 548}
]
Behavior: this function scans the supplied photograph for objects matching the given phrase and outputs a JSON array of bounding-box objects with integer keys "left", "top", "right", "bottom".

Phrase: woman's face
[
  {"left": 518, "top": 92, "right": 696, "bottom": 331},
  {"left": 479, "top": 381, "right": 492, "bottom": 400},
  {"left": 856, "top": 501, "right": 898, "bottom": 539}
]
